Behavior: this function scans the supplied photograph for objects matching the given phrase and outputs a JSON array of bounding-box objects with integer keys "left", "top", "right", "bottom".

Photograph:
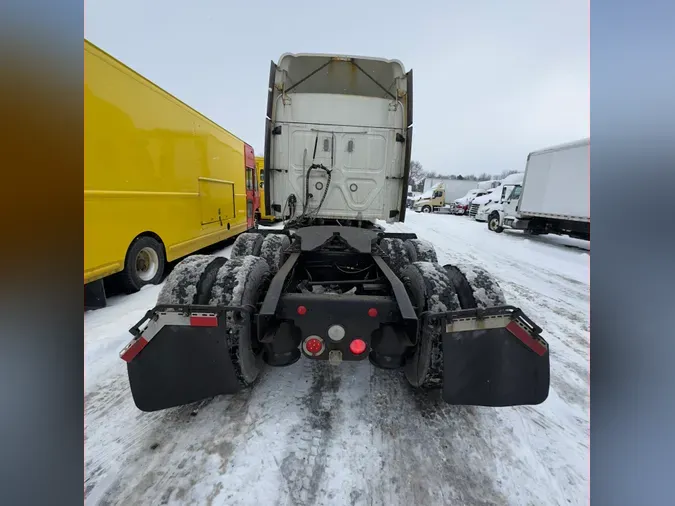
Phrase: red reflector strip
[
  {"left": 120, "top": 336, "right": 148, "bottom": 363},
  {"left": 190, "top": 315, "right": 218, "bottom": 327},
  {"left": 506, "top": 322, "right": 547, "bottom": 356}
]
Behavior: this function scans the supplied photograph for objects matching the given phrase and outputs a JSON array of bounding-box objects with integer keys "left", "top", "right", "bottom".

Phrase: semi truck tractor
[
  {"left": 414, "top": 179, "right": 479, "bottom": 213},
  {"left": 120, "top": 53, "right": 550, "bottom": 412},
  {"left": 488, "top": 139, "right": 590, "bottom": 240},
  {"left": 473, "top": 172, "right": 525, "bottom": 222}
]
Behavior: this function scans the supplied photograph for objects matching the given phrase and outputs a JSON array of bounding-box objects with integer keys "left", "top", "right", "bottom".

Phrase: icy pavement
[{"left": 85, "top": 214, "right": 589, "bottom": 506}]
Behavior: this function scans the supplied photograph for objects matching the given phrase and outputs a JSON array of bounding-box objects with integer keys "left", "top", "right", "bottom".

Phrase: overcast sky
[{"left": 85, "top": 0, "right": 589, "bottom": 176}]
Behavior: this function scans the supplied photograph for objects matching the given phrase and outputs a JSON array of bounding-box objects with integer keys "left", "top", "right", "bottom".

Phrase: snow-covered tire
[
  {"left": 443, "top": 263, "right": 507, "bottom": 309},
  {"left": 120, "top": 236, "right": 166, "bottom": 293},
  {"left": 400, "top": 262, "right": 460, "bottom": 389},
  {"left": 230, "top": 232, "right": 264, "bottom": 259},
  {"left": 379, "top": 237, "right": 413, "bottom": 277},
  {"left": 208, "top": 256, "right": 271, "bottom": 387},
  {"left": 157, "top": 255, "right": 226, "bottom": 305},
  {"left": 422, "top": 205, "right": 432, "bottom": 213},
  {"left": 259, "top": 233, "right": 291, "bottom": 274},
  {"left": 404, "top": 238, "right": 438, "bottom": 263}
]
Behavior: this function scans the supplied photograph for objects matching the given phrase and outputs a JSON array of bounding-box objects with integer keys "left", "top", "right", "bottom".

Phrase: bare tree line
[{"left": 408, "top": 160, "right": 518, "bottom": 191}]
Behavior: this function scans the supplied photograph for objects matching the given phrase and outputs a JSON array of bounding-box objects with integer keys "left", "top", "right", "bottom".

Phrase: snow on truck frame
[{"left": 120, "top": 54, "right": 551, "bottom": 412}]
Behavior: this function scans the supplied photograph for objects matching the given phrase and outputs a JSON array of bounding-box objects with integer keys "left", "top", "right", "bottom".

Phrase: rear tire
[
  {"left": 156, "top": 255, "right": 226, "bottom": 305},
  {"left": 400, "top": 262, "right": 460, "bottom": 389},
  {"left": 259, "top": 234, "right": 291, "bottom": 274},
  {"left": 379, "top": 237, "right": 413, "bottom": 276},
  {"left": 404, "top": 238, "right": 438, "bottom": 263},
  {"left": 231, "top": 232, "right": 264, "bottom": 258},
  {"left": 208, "top": 256, "right": 271, "bottom": 387},
  {"left": 488, "top": 213, "right": 504, "bottom": 233},
  {"left": 443, "top": 263, "right": 507, "bottom": 309},
  {"left": 119, "top": 236, "right": 166, "bottom": 293}
]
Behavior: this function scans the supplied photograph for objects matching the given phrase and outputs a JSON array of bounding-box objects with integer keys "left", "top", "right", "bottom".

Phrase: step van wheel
[{"left": 120, "top": 236, "right": 166, "bottom": 293}]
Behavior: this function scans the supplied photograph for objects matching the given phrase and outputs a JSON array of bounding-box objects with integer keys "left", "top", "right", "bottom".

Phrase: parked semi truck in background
[
  {"left": 488, "top": 138, "right": 590, "bottom": 240},
  {"left": 472, "top": 172, "right": 525, "bottom": 222},
  {"left": 120, "top": 53, "right": 550, "bottom": 413},
  {"left": 84, "top": 40, "right": 258, "bottom": 308},
  {"left": 414, "top": 179, "right": 479, "bottom": 213}
]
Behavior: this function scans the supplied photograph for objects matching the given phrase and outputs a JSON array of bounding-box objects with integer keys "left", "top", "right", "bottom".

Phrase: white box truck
[{"left": 487, "top": 138, "right": 590, "bottom": 240}]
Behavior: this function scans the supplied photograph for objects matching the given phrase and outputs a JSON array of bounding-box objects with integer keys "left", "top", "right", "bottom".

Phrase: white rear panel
[
  {"left": 519, "top": 139, "right": 590, "bottom": 221},
  {"left": 265, "top": 54, "right": 411, "bottom": 223}
]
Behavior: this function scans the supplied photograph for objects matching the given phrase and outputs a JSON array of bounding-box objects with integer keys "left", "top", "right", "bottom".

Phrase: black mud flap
[
  {"left": 123, "top": 306, "right": 243, "bottom": 412},
  {"left": 440, "top": 307, "right": 550, "bottom": 407}
]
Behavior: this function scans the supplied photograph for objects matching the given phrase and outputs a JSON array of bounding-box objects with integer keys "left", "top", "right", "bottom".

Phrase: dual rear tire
[
  {"left": 395, "top": 256, "right": 507, "bottom": 391},
  {"left": 156, "top": 231, "right": 291, "bottom": 389}
]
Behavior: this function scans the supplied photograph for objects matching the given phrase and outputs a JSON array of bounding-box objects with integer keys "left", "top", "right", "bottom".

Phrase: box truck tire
[
  {"left": 208, "top": 256, "right": 271, "bottom": 386},
  {"left": 422, "top": 205, "right": 432, "bottom": 213},
  {"left": 401, "top": 262, "right": 460, "bottom": 389},
  {"left": 120, "top": 236, "right": 166, "bottom": 293},
  {"left": 488, "top": 212, "right": 504, "bottom": 233}
]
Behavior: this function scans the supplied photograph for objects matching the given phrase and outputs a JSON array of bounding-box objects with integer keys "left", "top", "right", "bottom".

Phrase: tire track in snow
[{"left": 276, "top": 362, "right": 344, "bottom": 506}]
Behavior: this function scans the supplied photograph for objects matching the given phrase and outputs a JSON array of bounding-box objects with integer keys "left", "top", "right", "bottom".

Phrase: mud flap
[
  {"left": 122, "top": 307, "right": 243, "bottom": 412},
  {"left": 440, "top": 307, "right": 550, "bottom": 407}
]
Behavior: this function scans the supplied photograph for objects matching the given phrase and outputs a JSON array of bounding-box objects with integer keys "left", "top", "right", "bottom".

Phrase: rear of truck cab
[{"left": 264, "top": 53, "right": 413, "bottom": 224}]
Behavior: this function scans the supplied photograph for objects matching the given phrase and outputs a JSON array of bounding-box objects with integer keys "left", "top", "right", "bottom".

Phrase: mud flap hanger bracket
[{"left": 422, "top": 305, "right": 548, "bottom": 357}]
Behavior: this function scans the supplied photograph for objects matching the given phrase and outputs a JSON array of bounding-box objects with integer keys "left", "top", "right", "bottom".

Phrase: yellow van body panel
[{"left": 84, "top": 40, "right": 249, "bottom": 284}]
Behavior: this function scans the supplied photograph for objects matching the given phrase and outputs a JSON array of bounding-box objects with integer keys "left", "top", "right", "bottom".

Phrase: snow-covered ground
[{"left": 85, "top": 213, "right": 589, "bottom": 506}]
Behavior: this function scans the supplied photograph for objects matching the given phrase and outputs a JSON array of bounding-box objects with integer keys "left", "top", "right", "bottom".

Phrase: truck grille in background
[{"left": 469, "top": 203, "right": 480, "bottom": 218}]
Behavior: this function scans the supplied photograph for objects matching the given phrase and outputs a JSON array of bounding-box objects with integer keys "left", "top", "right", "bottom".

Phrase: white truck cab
[
  {"left": 452, "top": 188, "right": 486, "bottom": 215},
  {"left": 472, "top": 173, "right": 524, "bottom": 221}
]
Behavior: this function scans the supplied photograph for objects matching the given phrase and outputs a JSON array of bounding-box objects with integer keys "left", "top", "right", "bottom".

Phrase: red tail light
[
  {"left": 297, "top": 305, "right": 307, "bottom": 315},
  {"left": 303, "top": 336, "right": 325, "bottom": 356},
  {"left": 349, "top": 339, "right": 367, "bottom": 355}
]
